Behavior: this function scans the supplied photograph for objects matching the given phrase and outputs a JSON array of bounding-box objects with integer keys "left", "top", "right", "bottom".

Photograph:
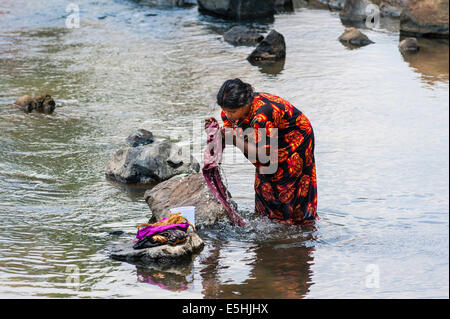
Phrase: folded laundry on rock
[
  {"left": 133, "top": 213, "right": 195, "bottom": 250},
  {"left": 133, "top": 229, "right": 189, "bottom": 249}
]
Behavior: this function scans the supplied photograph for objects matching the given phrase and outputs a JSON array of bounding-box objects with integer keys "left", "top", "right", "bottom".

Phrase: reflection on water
[
  {"left": 249, "top": 59, "right": 286, "bottom": 75},
  {"left": 400, "top": 37, "right": 449, "bottom": 84},
  {"left": 0, "top": 0, "right": 448, "bottom": 298},
  {"left": 199, "top": 237, "right": 314, "bottom": 299},
  {"left": 136, "top": 262, "right": 194, "bottom": 292}
]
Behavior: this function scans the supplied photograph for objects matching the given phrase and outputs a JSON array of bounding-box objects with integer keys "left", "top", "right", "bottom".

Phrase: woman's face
[{"left": 222, "top": 104, "right": 251, "bottom": 124}]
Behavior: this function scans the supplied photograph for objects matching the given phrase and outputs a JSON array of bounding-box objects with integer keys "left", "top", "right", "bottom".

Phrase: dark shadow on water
[
  {"left": 197, "top": 15, "right": 273, "bottom": 38},
  {"left": 105, "top": 178, "right": 157, "bottom": 201},
  {"left": 197, "top": 219, "right": 317, "bottom": 298},
  {"left": 248, "top": 59, "right": 286, "bottom": 76},
  {"left": 400, "top": 37, "right": 449, "bottom": 85},
  {"left": 128, "top": 0, "right": 197, "bottom": 9},
  {"left": 199, "top": 238, "right": 315, "bottom": 298},
  {"left": 339, "top": 41, "right": 373, "bottom": 50}
]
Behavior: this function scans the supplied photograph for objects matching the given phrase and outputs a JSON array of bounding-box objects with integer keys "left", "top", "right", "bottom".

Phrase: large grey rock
[
  {"left": 400, "top": 0, "right": 449, "bottom": 38},
  {"left": 144, "top": 173, "right": 233, "bottom": 228},
  {"left": 198, "top": 0, "right": 275, "bottom": 20},
  {"left": 338, "top": 27, "right": 374, "bottom": 47},
  {"left": 223, "top": 26, "right": 264, "bottom": 46},
  {"left": 110, "top": 233, "right": 204, "bottom": 263},
  {"left": 247, "top": 30, "right": 286, "bottom": 64},
  {"left": 105, "top": 141, "right": 200, "bottom": 184}
]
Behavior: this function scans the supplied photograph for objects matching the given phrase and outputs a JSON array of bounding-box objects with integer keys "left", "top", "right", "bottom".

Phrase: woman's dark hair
[{"left": 217, "top": 78, "right": 254, "bottom": 109}]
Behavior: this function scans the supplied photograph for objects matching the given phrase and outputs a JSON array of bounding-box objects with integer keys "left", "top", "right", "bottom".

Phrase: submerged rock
[
  {"left": 110, "top": 232, "right": 204, "bottom": 263},
  {"left": 105, "top": 141, "right": 200, "bottom": 184},
  {"left": 338, "top": 27, "right": 374, "bottom": 47},
  {"left": 144, "top": 173, "right": 233, "bottom": 229},
  {"left": 398, "top": 37, "right": 420, "bottom": 53},
  {"left": 126, "top": 129, "right": 155, "bottom": 147},
  {"left": 400, "top": 0, "right": 449, "bottom": 38},
  {"left": 109, "top": 230, "right": 125, "bottom": 236},
  {"left": 247, "top": 30, "right": 286, "bottom": 64},
  {"left": 14, "top": 94, "right": 56, "bottom": 114},
  {"left": 198, "top": 0, "right": 275, "bottom": 20},
  {"left": 223, "top": 26, "right": 264, "bottom": 46}
]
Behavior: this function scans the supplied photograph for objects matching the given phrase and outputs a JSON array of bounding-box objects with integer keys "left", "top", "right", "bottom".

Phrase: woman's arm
[{"left": 222, "top": 128, "right": 273, "bottom": 166}]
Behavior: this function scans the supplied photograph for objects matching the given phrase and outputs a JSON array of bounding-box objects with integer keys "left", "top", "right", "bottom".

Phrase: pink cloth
[
  {"left": 203, "top": 121, "right": 248, "bottom": 227},
  {"left": 136, "top": 218, "right": 189, "bottom": 241}
]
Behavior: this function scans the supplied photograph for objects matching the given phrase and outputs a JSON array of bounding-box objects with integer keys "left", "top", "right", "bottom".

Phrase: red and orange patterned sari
[{"left": 221, "top": 93, "right": 318, "bottom": 225}]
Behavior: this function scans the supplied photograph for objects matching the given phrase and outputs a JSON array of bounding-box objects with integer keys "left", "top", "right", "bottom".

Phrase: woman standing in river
[{"left": 206, "top": 78, "right": 318, "bottom": 225}]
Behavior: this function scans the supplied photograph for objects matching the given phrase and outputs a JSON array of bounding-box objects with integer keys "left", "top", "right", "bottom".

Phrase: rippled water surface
[{"left": 0, "top": 0, "right": 448, "bottom": 298}]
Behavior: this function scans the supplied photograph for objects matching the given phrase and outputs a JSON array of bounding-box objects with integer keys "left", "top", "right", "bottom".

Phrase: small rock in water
[
  {"left": 125, "top": 129, "right": 155, "bottom": 147},
  {"left": 398, "top": 37, "right": 420, "bottom": 54},
  {"left": 14, "top": 94, "right": 56, "bottom": 114},
  {"left": 338, "top": 27, "right": 374, "bottom": 47},
  {"left": 109, "top": 230, "right": 125, "bottom": 236},
  {"left": 247, "top": 30, "right": 286, "bottom": 64},
  {"left": 14, "top": 95, "right": 35, "bottom": 113}
]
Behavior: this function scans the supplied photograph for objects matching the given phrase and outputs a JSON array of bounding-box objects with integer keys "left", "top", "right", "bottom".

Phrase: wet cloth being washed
[{"left": 203, "top": 121, "right": 248, "bottom": 227}]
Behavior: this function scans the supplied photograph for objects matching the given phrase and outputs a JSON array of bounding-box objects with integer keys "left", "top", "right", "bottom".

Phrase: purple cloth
[
  {"left": 202, "top": 121, "right": 248, "bottom": 227},
  {"left": 136, "top": 218, "right": 189, "bottom": 241}
]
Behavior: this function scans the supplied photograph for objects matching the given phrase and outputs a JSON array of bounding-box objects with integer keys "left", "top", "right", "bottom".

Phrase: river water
[{"left": 0, "top": 0, "right": 448, "bottom": 298}]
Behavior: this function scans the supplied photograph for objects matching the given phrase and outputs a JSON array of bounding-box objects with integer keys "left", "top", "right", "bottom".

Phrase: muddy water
[{"left": 0, "top": 0, "right": 448, "bottom": 298}]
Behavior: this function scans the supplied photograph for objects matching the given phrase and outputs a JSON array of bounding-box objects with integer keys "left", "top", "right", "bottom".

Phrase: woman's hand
[
  {"left": 221, "top": 127, "right": 236, "bottom": 145},
  {"left": 204, "top": 117, "right": 218, "bottom": 131}
]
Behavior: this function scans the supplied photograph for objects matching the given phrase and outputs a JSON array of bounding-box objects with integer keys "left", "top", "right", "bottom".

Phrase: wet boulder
[
  {"left": 14, "top": 94, "right": 56, "bottom": 114},
  {"left": 275, "top": 0, "right": 295, "bottom": 12},
  {"left": 339, "top": 0, "right": 376, "bottom": 21},
  {"left": 198, "top": 0, "right": 275, "bottom": 20},
  {"left": 105, "top": 141, "right": 200, "bottom": 184},
  {"left": 398, "top": 37, "right": 420, "bottom": 53},
  {"left": 125, "top": 129, "right": 155, "bottom": 147},
  {"left": 338, "top": 27, "right": 374, "bottom": 47},
  {"left": 400, "top": 0, "right": 449, "bottom": 38},
  {"left": 109, "top": 233, "right": 204, "bottom": 263},
  {"left": 224, "top": 26, "right": 264, "bottom": 46},
  {"left": 247, "top": 30, "right": 286, "bottom": 64},
  {"left": 309, "top": 0, "right": 345, "bottom": 11},
  {"left": 373, "top": 0, "right": 408, "bottom": 18},
  {"left": 144, "top": 173, "right": 233, "bottom": 229}
]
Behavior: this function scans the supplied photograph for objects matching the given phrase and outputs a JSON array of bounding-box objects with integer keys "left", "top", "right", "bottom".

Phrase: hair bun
[{"left": 217, "top": 78, "right": 254, "bottom": 109}]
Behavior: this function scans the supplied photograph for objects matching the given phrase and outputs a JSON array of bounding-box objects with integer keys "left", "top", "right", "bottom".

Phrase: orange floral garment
[{"left": 221, "top": 93, "right": 318, "bottom": 225}]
